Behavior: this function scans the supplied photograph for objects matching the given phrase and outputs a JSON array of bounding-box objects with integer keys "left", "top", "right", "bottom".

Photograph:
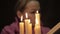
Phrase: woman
[{"left": 1, "top": 0, "right": 50, "bottom": 34}]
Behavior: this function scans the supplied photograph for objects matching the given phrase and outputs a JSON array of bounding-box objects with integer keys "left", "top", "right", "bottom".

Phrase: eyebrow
[{"left": 31, "top": 9, "right": 37, "bottom": 11}]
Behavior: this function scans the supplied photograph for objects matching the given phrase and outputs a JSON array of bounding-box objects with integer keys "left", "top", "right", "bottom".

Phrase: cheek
[{"left": 29, "top": 14, "right": 35, "bottom": 26}]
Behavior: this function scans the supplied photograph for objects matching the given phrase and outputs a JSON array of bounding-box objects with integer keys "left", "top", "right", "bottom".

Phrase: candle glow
[{"left": 36, "top": 19, "right": 39, "bottom": 24}]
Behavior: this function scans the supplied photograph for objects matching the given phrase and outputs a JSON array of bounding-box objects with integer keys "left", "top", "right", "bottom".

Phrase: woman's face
[{"left": 23, "top": 1, "right": 40, "bottom": 26}]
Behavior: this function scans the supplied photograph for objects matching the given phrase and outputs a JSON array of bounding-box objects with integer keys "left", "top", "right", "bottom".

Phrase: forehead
[{"left": 25, "top": 1, "right": 40, "bottom": 10}]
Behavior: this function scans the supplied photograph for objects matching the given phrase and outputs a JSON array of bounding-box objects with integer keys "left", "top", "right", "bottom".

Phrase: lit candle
[
  {"left": 24, "top": 13, "right": 32, "bottom": 34},
  {"left": 28, "top": 23, "right": 32, "bottom": 34},
  {"left": 35, "top": 10, "right": 40, "bottom": 25},
  {"left": 34, "top": 10, "right": 41, "bottom": 34},
  {"left": 24, "top": 13, "right": 30, "bottom": 24},
  {"left": 19, "top": 15, "right": 24, "bottom": 34}
]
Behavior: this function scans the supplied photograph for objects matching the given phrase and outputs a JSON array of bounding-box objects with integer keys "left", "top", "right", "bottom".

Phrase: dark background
[{"left": 0, "top": 0, "right": 60, "bottom": 32}]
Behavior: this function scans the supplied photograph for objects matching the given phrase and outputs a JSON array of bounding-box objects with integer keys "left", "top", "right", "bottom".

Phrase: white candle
[
  {"left": 28, "top": 23, "right": 32, "bottom": 34},
  {"left": 19, "top": 15, "right": 24, "bottom": 34},
  {"left": 34, "top": 10, "right": 41, "bottom": 34},
  {"left": 24, "top": 19, "right": 30, "bottom": 34},
  {"left": 34, "top": 24, "right": 41, "bottom": 34},
  {"left": 24, "top": 13, "right": 32, "bottom": 34},
  {"left": 35, "top": 10, "right": 40, "bottom": 25}
]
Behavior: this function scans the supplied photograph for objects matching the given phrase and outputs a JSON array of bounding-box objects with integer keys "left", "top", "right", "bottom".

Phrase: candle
[
  {"left": 24, "top": 13, "right": 32, "bottom": 34},
  {"left": 28, "top": 23, "right": 32, "bottom": 34},
  {"left": 35, "top": 10, "right": 40, "bottom": 25},
  {"left": 34, "top": 24, "right": 41, "bottom": 34},
  {"left": 34, "top": 10, "right": 41, "bottom": 34},
  {"left": 19, "top": 15, "right": 24, "bottom": 34},
  {"left": 24, "top": 13, "right": 30, "bottom": 24}
]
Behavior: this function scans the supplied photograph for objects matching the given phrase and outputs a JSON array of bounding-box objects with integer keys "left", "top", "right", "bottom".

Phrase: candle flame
[
  {"left": 25, "top": 13, "right": 28, "bottom": 18},
  {"left": 21, "top": 15, "right": 23, "bottom": 21},
  {"left": 36, "top": 10, "right": 38, "bottom": 13}
]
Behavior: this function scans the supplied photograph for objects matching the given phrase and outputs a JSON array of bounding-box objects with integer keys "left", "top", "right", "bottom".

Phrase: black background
[{"left": 0, "top": 0, "right": 60, "bottom": 32}]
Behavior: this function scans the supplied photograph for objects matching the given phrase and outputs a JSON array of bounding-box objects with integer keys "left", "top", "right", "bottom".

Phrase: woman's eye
[
  {"left": 31, "top": 11, "right": 35, "bottom": 14},
  {"left": 30, "top": 10, "right": 36, "bottom": 14}
]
